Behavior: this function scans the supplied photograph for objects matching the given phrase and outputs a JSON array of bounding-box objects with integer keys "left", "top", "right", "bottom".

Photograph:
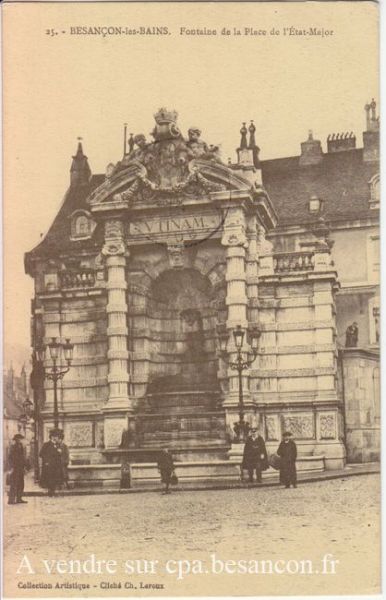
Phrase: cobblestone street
[{"left": 3, "top": 475, "right": 380, "bottom": 597}]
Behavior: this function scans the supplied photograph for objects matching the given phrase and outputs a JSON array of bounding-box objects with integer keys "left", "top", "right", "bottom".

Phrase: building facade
[
  {"left": 24, "top": 104, "right": 379, "bottom": 486},
  {"left": 3, "top": 364, "right": 34, "bottom": 466}
]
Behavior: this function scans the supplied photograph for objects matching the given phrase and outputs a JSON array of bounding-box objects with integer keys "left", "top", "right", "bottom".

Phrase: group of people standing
[
  {"left": 7, "top": 428, "right": 298, "bottom": 502},
  {"left": 242, "top": 428, "right": 298, "bottom": 488},
  {"left": 7, "top": 427, "right": 69, "bottom": 505}
]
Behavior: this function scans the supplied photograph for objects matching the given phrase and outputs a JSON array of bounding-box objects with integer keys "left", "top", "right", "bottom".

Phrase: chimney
[
  {"left": 299, "top": 130, "right": 323, "bottom": 166},
  {"left": 363, "top": 99, "right": 379, "bottom": 162},
  {"left": 70, "top": 139, "right": 91, "bottom": 186},
  {"left": 327, "top": 132, "right": 356, "bottom": 153}
]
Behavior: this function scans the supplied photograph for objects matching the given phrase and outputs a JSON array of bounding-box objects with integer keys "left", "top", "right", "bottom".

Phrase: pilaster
[
  {"left": 246, "top": 215, "right": 259, "bottom": 324},
  {"left": 221, "top": 204, "right": 251, "bottom": 422},
  {"left": 101, "top": 219, "right": 131, "bottom": 446}
]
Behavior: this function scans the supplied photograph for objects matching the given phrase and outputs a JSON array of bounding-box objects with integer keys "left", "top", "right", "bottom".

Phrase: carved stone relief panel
[
  {"left": 104, "top": 418, "right": 127, "bottom": 448},
  {"left": 318, "top": 412, "right": 337, "bottom": 440},
  {"left": 265, "top": 414, "right": 280, "bottom": 441},
  {"left": 65, "top": 422, "right": 94, "bottom": 448},
  {"left": 282, "top": 413, "right": 315, "bottom": 439}
]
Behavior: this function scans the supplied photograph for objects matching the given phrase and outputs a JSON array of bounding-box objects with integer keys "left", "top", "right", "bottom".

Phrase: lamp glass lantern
[
  {"left": 63, "top": 338, "right": 74, "bottom": 364},
  {"left": 36, "top": 344, "right": 46, "bottom": 363},
  {"left": 48, "top": 337, "right": 60, "bottom": 361},
  {"left": 217, "top": 325, "right": 229, "bottom": 354},
  {"left": 233, "top": 326, "right": 245, "bottom": 349},
  {"left": 248, "top": 326, "right": 261, "bottom": 353}
]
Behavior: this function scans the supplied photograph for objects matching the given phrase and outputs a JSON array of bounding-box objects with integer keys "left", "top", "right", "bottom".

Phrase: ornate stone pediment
[{"left": 88, "top": 109, "right": 251, "bottom": 207}]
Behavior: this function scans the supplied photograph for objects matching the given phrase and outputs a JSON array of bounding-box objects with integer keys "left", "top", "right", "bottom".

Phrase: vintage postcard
[{"left": 2, "top": 0, "right": 380, "bottom": 597}]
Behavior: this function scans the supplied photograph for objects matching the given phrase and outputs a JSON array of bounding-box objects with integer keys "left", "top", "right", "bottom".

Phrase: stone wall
[
  {"left": 339, "top": 348, "right": 380, "bottom": 463},
  {"left": 40, "top": 289, "right": 108, "bottom": 463},
  {"left": 246, "top": 255, "right": 346, "bottom": 469},
  {"left": 268, "top": 225, "right": 380, "bottom": 348}
]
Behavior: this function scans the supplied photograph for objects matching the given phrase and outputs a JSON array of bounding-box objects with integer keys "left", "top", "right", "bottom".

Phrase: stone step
[
  {"left": 145, "top": 392, "right": 221, "bottom": 409},
  {"left": 142, "top": 430, "right": 227, "bottom": 442},
  {"left": 136, "top": 410, "right": 225, "bottom": 419},
  {"left": 136, "top": 412, "right": 227, "bottom": 438},
  {"left": 68, "top": 455, "right": 326, "bottom": 489},
  {"left": 140, "top": 405, "right": 220, "bottom": 415},
  {"left": 102, "top": 444, "right": 231, "bottom": 464}
]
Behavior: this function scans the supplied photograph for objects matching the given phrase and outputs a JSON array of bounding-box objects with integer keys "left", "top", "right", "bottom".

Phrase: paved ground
[{"left": 3, "top": 474, "right": 381, "bottom": 597}]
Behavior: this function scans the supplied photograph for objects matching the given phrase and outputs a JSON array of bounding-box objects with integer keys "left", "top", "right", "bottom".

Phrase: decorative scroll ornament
[{"left": 101, "top": 240, "right": 127, "bottom": 256}]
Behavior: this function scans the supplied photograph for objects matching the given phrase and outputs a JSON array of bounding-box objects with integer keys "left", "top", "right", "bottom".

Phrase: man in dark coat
[
  {"left": 277, "top": 431, "right": 297, "bottom": 488},
  {"left": 242, "top": 429, "right": 268, "bottom": 483},
  {"left": 39, "top": 429, "right": 64, "bottom": 496},
  {"left": 157, "top": 448, "right": 175, "bottom": 494},
  {"left": 7, "top": 434, "right": 28, "bottom": 504}
]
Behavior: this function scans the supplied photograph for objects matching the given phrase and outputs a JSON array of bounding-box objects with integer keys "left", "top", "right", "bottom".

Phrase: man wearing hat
[
  {"left": 39, "top": 428, "right": 64, "bottom": 496},
  {"left": 242, "top": 428, "right": 268, "bottom": 484},
  {"left": 277, "top": 431, "right": 297, "bottom": 488},
  {"left": 7, "top": 434, "right": 28, "bottom": 505}
]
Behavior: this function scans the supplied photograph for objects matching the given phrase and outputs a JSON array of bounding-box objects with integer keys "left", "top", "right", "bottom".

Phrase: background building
[
  {"left": 3, "top": 364, "right": 33, "bottom": 466},
  {"left": 260, "top": 100, "right": 380, "bottom": 462}
]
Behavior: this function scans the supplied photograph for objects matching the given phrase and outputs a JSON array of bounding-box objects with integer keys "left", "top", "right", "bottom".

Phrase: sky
[{"left": 3, "top": 1, "right": 379, "bottom": 366}]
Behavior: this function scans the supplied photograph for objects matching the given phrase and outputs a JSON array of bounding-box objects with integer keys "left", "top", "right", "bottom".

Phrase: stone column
[
  {"left": 246, "top": 215, "right": 259, "bottom": 324},
  {"left": 221, "top": 205, "right": 250, "bottom": 432},
  {"left": 222, "top": 206, "right": 249, "bottom": 330},
  {"left": 101, "top": 219, "right": 131, "bottom": 448}
]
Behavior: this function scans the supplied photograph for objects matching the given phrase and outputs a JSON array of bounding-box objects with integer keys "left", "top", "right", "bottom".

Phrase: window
[
  {"left": 369, "top": 174, "right": 380, "bottom": 209},
  {"left": 76, "top": 215, "right": 89, "bottom": 235},
  {"left": 367, "top": 234, "right": 380, "bottom": 283},
  {"left": 308, "top": 195, "right": 323, "bottom": 213},
  {"left": 70, "top": 210, "right": 95, "bottom": 240},
  {"left": 369, "top": 296, "right": 380, "bottom": 345}
]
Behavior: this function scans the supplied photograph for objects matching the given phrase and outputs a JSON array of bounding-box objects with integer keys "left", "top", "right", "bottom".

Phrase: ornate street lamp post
[
  {"left": 30, "top": 349, "right": 44, "bottom": 481},
  {"left": 217, "top": 324, "right": 261, "bottom": 443},
  {"left": 38, "top": 338, "right": 74, "bottom": 429}
]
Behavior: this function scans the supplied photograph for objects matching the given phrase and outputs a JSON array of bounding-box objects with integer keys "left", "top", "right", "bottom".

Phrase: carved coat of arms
[{"left": 112, "top": 108, "right": 226, "bottom": 204}]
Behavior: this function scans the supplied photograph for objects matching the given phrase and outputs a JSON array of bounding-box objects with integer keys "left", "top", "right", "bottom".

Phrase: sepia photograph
[{"left": 2, "top": 1, "right": 381, "bottom": 597}]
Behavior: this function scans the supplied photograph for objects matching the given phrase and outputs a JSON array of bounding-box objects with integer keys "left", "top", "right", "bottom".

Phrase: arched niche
[{"left": 146, "top": 268, "right": 221, "bottom": 394}]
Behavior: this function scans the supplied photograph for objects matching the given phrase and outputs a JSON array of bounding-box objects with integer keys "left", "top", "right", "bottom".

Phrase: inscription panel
[{"left": 128, "top": 212, "right": 222, "bottom": 242}]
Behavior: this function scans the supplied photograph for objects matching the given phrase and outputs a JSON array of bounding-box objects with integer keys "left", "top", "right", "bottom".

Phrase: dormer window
[
  {"left": 369, "top": 174, "right": 380, "bottom": 209},
  {"left": 70, "top": 210, "right": 96, "bottom": 240},
  {"left": 308, "top": 195, "right": 323, "bottom": 213}
]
